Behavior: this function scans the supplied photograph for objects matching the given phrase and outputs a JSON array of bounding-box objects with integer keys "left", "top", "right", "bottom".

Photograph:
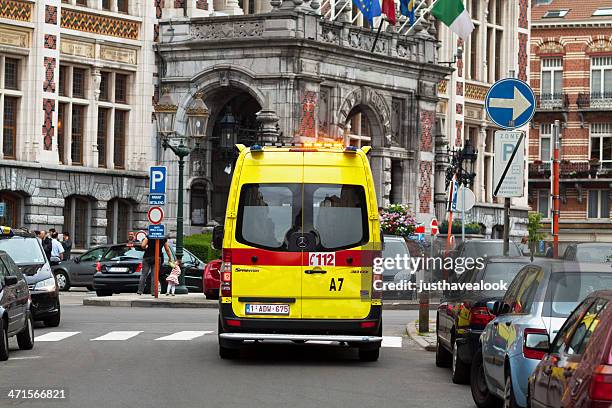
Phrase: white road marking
[
  {"left": 154, "top": 331, "right": 213, "bottom": 341},
  {"left": 382, "top": 336, "right": 402, "bottom": 348},
  {"left": 91, "top": 331, "right": 143, "bottom": 341},
  {"left": 36, "top": 332, "right": 81, "bottom": 342},
  {"left": 9, "top": 356, "right": 41, "bottom": 360}
]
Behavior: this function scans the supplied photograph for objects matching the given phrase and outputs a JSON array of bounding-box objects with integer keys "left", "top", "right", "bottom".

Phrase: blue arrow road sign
[
  {"left": 485, "top": 78, "right": 536, "bottom": 130},
  {"left": 149, "top": 166, "right": 167, "bottom": 195},
  {"left": 148, "top": 224, "right": 166, "bottom": 239}
]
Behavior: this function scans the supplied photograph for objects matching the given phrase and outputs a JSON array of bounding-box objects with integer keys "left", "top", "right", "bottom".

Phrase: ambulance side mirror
[{"left": 212, "top": 226, "right": 224, "bottom": 250}]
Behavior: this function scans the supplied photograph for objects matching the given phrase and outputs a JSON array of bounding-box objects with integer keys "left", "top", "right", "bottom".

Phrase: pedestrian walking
[
  {"left": 50, "top": 231, "right": 64, "bottom": 264},
  {"left": 137, "top": 235, "right": 173, "bottom": 295},
  {"left": 165, "top": 260, "right": 181, "bottom": 296},
  {"left": 62, "top": 232, "right": 72, "bottom": 260},
  {"left": 38, "top": 230, "right": 52, "bottom": 261}
]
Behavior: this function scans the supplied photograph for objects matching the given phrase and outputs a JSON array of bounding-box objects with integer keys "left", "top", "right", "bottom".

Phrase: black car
[
  {"left": 452, "top": 239, "right": 522, "bottom": 265},
  {"left": 92, "top": 244, "right": 206, "bottom": 296},
  {"left": 0, "top": 228, "right": 60, "bottom": 327},
  {"left": 0, "top": 249, "right": 34, "bottom": 361},
  {"left": 52, "top": 245, "right": 113, "bottom": 291},
  {"left": 563, "top": 242, "right": 612, "bottom": 263},
  {"left": 436, "top": 257, "right": 530, "bottom": 384}
]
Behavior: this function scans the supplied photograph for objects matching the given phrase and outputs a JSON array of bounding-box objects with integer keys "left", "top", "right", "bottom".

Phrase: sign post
[
  {"left": 0, "top": 203, "right": 4, "bottom": 218},
  {"left": 149, "top": 166, "right": 167, "bottom": 298},
  {"left": 486, "top": 78, "right": 534, "bottom": 256}
]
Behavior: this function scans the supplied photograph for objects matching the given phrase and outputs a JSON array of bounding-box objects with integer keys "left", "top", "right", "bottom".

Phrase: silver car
[{"left": 472, "top": 260, "right": 612, "bottom": 408}]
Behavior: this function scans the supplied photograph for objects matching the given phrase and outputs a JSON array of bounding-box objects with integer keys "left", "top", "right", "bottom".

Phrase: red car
[
  {"left": 203, "top": 259, "right": 221, "bottom": 300},
  {"left": 528, "top": 290, "right": 612, "bottom": 408}
]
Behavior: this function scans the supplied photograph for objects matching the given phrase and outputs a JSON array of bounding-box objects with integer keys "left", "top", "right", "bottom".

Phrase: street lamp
[
  {"left": 154, "top": 89, "right": 210, "bottom": 295},
  {"left": 219, "top": 107, "right": 239, "bottom": 151}
]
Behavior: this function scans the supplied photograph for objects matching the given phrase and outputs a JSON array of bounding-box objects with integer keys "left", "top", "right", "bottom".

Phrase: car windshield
[
  {"left": 237, "top": 183, "right": 368, "bottom": 251},
  {"left": 545, "top": 272, "right": 612, "bottom": 317},
  {"left": 0, "top": 237, "right": 46, "bottom": 264},
  {"left": 103, "top": 246, "right": 144, "bottom": 261},
  {"left": 481, "top": 263, "right": 528, "bottom": 295},
  {"left": 463, "top": 242, "right": 521, "bottom": 258},
  {"left": 382, "top": 240, "right": 410, "bottom": 275},
  {"left": 574, "top": 245, "right": 612, "bottom": 263}
]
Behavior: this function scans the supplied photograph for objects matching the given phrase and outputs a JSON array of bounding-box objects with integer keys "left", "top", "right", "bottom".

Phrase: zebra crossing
[{"left": 35, "top": 330, "right": 404, "bottom": 347}]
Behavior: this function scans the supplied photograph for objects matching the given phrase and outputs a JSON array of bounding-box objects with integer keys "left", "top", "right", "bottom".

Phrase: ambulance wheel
[{"left": 358, "top": 347, "right": 380, "bottom": 362}]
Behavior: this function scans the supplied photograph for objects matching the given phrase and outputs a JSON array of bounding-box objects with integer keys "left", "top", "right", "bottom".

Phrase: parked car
[
  {"left": 436, "top": 257, "right": 530, "bottom": 384},
  {"left": 203, "top": 259, "right": 221, "bottom": 299},
  {"left": 0, "top": 227, "right": 61, "bottom": 327},
  {"left": 93, "top": 244, "right": 206, "bottom": 296},
  {"left": 382, "top": 235, "right": 415, "bottom": 299},
  {"left": 473, "top": 260, "right": 612, "bottom": 408},
  {"left": 52, "top": 245, "right": 112, "bottom": 291},
  {"left": 0, "top": 249, "right": 34, "bottom": 361},
  {"left": 528, "top": 290, "right": 612, "bottom": 408},
  {"left": 563, "top": 242, "right": 612, "bottom": 263},
  {"left": 452, "top": 239, "right": 522, "bottom": 268}
]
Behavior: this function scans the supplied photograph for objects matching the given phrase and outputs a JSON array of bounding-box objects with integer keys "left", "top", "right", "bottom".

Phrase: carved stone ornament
[
  {"left": 191, "top": 21, "right": 263, "bottom": 40},
  {"left": 538, "top": 41, "right": 564, "bottom": 55}
]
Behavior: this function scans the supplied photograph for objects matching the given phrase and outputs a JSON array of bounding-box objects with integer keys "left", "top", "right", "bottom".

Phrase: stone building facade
[
  {"left": 156, "top": 0, "right": 449, "bottom": 234},
  {"left": 529, "top": 0, "right": 612, "bottom": 244},
  {"left": 434, "top": 0, "right": 531, "bottom": 239},
  {"left": 0, "top": 0, "right": 156, "bottom": 248}
]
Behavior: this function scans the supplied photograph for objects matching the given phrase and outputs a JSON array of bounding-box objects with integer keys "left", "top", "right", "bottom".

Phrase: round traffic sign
[
  {"left": 430, "top": 218, "right": 439, "bottom": 236},
  {"left": 455, "top": 186, "right": 476, "bottom": 212},
  {"left": 147, "top": 206, "right": 164, "bottom": 225},
  {"left": 485, "top": 78, "right": 536, "bottom": 130},
  {"left": 135, "top": 230, "right": 147, "bottom": 242}
]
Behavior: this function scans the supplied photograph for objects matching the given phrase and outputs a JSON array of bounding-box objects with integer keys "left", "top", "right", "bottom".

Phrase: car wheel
[
  {"left": 504, "top": 372, "right": 520, "bottom": 408},
  {"left": 205, "top": 290, "right": 219, "bottom": 300},
  {"left": 471, "top": 347, "right": 501, "bottom": 408},
  {"left": 358, "top": 347, "right": 380, "bottom": 362},
  {"left": 16, "top": 313, "right": 34, "bottom": 350},
  {"left": 0, "top": 318, "right": 9, "bottom": 361},
  {"left": 218, "top": 317, "right": 240, "bottom": 360},
  {"left": 54, "top": 271, "right": 70, "bottom": 291},
  {"left": 452, "top": 340, "right": 470, "bottom": 384},
  {"left": 435, "top": 335, "right": 452, "bottom": 368},
  {"left": 96, "top": 290, "right": 112, "bottom": 297},
  {"left": 43, "top": 311, "right": 61, "bottom": 328}
]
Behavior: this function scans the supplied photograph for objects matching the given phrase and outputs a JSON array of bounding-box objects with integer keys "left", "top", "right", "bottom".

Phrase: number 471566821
[{"left": 308, "top": 252, "right": 335, "bottom": 266}]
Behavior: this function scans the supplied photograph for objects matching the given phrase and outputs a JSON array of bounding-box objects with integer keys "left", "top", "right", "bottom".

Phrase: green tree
[{"left": 527, "top": 213, "right": 545, "bottom": 256}]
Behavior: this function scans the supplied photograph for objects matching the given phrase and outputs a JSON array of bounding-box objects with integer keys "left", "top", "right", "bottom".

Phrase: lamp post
[
  {"left": 155, "top": 89, "right": 210, "bottom": 294},
  {"left": 445, "top": 140, "right": 478, "bottom": 243}
]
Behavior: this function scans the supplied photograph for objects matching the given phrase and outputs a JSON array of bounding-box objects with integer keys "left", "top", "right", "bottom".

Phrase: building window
[
  {"left": 345, "top": 106, "right": 371, "bottom": 148},
  {"left": 97, "top": 108, "right": 109, "bottom": 167},
  {"left": 63, "top": 196, "right": 92, "bottom": 249},
  {"left": 102, "top": 0, "right": 111, "bottom": 10},
  {"left": 99, "top": 72, "right": 110, "bottom": 102},
  {"left": 106, "top": 199, "right": 132, "bottom": 244},
  {"left": 590, "top": 123, "right": 612, "bottom": 168},
  {"left": 117, "top": 0, "right": 128, "bottom": 13},
  {"left": 541, "top": 58, "right": 563, "bottom": 100},
  {"left": 469, "top": 25, "right": 479, "bottom": 80},
  {"left": 2, "top": 97, "right": 17, "bottom": 159},
  {"left": 71, "top": 105, "right": 85, "bottom": 165},
  {"left": 191, "top": 183, "right": 207, "bottom": 226},
  {"left": 72, "top": 68, "right": 86, "bottom": 99},
  {"left": 115, "top": 74, "right": 127, "bottom": 104},
  {"left": 76, "top": 0, "right": 87, "bottom": 5},
  {"left": 0, "top": 192, "right": 21, "bottom": 228},
  {"left": 113, "top": 110, "right": 126, "bottom": 168},
  {"left": 538, "top": 190, "right": 550, "bottom": 218},
  {"left": 591, "top": 57, "right": 612, "bottom": 99},
  {"left": 540, "top": 123, "right": 552, "bottom": 161},
  {"left": 588, "top": 190, "right": 610, "bottom": 219},
  {"left": 58, "top": 103, "right": 67, "bottom": 164},
  {"left": 59, "top": 65, "right": 67, "bottom": 97},
  {"left": 4, "top": 58, "right": 18, "bottom": 90}
]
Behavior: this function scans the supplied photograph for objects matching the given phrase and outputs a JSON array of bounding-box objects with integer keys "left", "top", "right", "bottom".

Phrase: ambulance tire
[{"left": 358, "top": 347, "right": 380, "bottom": 362}]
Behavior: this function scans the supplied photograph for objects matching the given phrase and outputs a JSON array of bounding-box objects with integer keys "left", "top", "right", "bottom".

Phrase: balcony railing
[
  {"left": 576, "top": 92, "right": 612, "bottom": 110},
  {"left": 529, "top": 161, "right": 612, "bottom": 178},
  {"left": 536, "top": 93, "right": 569, "bottom": 110}
]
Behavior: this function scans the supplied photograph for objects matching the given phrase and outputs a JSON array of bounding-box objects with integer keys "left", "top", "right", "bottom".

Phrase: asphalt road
[{"left": 0, "top": 293, "right": 473, "bottom": 408}]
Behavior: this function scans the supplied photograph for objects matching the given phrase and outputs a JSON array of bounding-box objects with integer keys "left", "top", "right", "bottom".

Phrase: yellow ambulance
[{"left": 213, "top": 143, "right": 384, "bottom": 361}]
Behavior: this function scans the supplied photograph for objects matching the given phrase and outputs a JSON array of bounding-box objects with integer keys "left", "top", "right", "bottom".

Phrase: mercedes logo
[{"left": 297, "top": 236, "right": 307, "bottom": 248}]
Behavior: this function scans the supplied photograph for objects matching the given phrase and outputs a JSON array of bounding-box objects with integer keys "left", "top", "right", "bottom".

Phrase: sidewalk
[
  {"left": 83, "top": 294, "right": 440, "bottom": 310},
  {"left": 405, "top": 319, "right": 437, "bottom": 352}
]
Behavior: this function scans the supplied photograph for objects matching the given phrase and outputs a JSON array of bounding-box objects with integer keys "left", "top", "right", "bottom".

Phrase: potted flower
[{"left": 379, "top": 204, "right": 417, "bottom": 237}]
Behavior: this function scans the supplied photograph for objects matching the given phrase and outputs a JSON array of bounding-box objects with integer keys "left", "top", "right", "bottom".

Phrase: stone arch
[
  {"left": 337, "top": 86, "right": 392, "bottom": 147},
  {"left": 0, "top": 167, "right": 37, "bottom": 197},
  {"left": 585, "top": 37, "right": 612, "bottom": 54},
  {"left": 535, "top": 40, "right": 565, "bottom": 56}
]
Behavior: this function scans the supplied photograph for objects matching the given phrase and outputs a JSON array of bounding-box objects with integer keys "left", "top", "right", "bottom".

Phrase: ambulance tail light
[{"left": 221, "top": 249, "right": 232, "bottom": 297}]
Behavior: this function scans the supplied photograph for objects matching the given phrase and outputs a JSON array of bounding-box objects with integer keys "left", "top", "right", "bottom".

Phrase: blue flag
[
  {"left": 400, "top": 0, "right": 416, "bottom": 25},
  {"left": 352, "top": 0, "right": 382, "bottom": 27}
]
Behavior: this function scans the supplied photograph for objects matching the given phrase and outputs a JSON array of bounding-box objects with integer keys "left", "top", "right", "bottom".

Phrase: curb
[
  {"left": 83, "top": 297, "right": 440, "bottom": 310},
  {"left": 405, "top": 322, "right": 437, "bottom": 352}
]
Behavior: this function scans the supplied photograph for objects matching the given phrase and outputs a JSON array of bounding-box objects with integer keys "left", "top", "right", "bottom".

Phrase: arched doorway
[
  {"left": 106, "top": 198, "right": 134, "bottom": 244},
  {"left": 190, "top": 181, "right": 208, "bottom": 226},
  {"left": 206, "top": 88, "right": 262, "bottom": 223},
  {"left": 344, "top": 106, "right": 373, "bottom": 147},
  {"left": 64, "top": 195, "right": 94, "bottom": 249}
]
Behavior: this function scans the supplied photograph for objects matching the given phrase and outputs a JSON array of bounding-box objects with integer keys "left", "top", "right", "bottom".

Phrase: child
[{"left": 166, "top": 261, "right": 181, "bottom": 296}]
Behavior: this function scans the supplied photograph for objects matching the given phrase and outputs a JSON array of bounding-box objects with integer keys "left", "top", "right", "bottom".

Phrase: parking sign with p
[{"left": 150, "top": 166, "right": 167, "bottom": 195}]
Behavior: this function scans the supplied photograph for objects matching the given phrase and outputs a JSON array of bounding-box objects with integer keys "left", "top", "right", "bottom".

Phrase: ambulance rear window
[{"left": 236, "top": 183, "right": 368, "bottom": 252}]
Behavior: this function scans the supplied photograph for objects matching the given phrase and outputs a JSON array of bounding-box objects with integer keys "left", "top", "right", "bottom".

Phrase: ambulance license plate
[{"left": 245, "top": 304, "right": 290, "bottom": 315}]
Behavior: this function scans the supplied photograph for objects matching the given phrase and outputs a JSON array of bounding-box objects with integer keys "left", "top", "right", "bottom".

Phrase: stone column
[
  {"left": 434, "top": 118, "right": 449, "bottom": 221},
  {"left": 256, "top": 94, "right": 280, "bottom": 144},
  {"left": 90, "top": 200, "right": 108, "bottom": 246},
  {"left": 213, "top": 0, "right": 243, "bottom": 15}
]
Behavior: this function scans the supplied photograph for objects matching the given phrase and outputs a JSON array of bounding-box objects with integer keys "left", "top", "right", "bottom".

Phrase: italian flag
[{"left": 431, "top": 0, "right": 474, "bottom": 41}]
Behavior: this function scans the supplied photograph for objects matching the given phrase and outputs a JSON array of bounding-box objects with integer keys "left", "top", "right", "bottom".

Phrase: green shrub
[
  {"left": 438, "top": 221, "right": 482, "bottom": 234},
  {"left": 184, "top": 233, "right": 220, "bottom": 263}
]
